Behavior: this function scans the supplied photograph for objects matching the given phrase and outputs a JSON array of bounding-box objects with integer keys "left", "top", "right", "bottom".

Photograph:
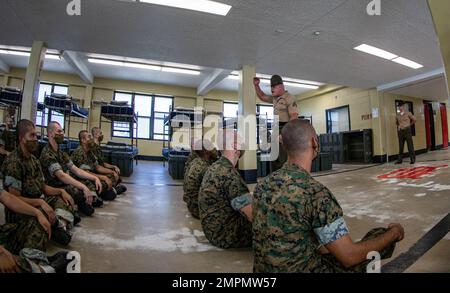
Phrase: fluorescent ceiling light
[
  {"left": 88, "top": 58, "right": 123, "bottom": 66},
  {"left": 45, "top": 54, "right": 61, "bottom": 60},
  {"left": 354, "top": 43, "right": 424, "bottom": 70},
  {"left": 139, "top": 0, "right": 232, "bottom": 16},
  {"left": 162, "top": 67, "right": 201, "bottom": 75},
  {"left": 88, "top": 58, "right": 201, "bottom": 75},
  {"left": 227, "top": 73, "right": 320, "bottom": 89},
  {"left": 0, "top": 49, "right": 30, "bottom": 57},
  {"left": 125, "top": 63, "right": 161, "bottom": 71},
  {"left": 391, "top": 57, "right": 423, "bottom": 69},
  {"left": 354, "top": 44, "right": 398, "bottom": 60},
  {"left": 88, "top": 58, "right": 160, "bottom": 71},
  {"left": 0, "top": 49, "right": 61, "bottom": 60},
  {"left": 284, "top": 82, "right": 319, "bottom": 89}
]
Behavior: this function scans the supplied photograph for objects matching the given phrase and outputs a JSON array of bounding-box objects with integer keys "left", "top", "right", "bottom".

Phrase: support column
[
  {"left": 370, "top": 90, "right": 388, "bottom": 163},
  {"left": 21, "top": 41, "right": 47, "bottom": 121},
  {"left": 2, "top": 75, "right": 8, "bottom": 87},
  {"left": 195, "top": 96, "right": 205, "bottom": 142},
  {"left": 85, "top": 85, "right": 93, "bottom": 130},
  {"left": 237, "top": 65, "right": 257, "bottom": 183},
  {"left": 428, "top": 0, "right": 450, "bottom": 103}
]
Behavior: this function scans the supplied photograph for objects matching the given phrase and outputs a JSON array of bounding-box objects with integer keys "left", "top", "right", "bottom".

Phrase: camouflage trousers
[
  {"left": 183, "top": 193, "right": 200, "bottom": 220},
  {"left": 0, "top": 216, "right": 48, "bottom": 255},
  {"left": 321, "top": 228, "right": 397, "bottom": 273},
  {"left": 5, "top": 196, "right": 74, "bottom": 231},
  {"left": 77, "top": 174, "right": 117, "bottom": 195},
  {"left": 48, "top": 181, "right": 96, "bottom": 206},
  {"left": 106, "top": 173, "right": 118, "bottom": 187},
  {"left": 203, "top": 215, "right": 253, "bottom": 249},
  {"left": 0, "top": 243, "right": 57, "bottom": 273}
]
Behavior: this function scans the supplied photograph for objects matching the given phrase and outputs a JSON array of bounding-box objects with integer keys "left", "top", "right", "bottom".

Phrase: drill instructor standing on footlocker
[{"left": 253, "top": 75, "right": 299, "bottom": 172}]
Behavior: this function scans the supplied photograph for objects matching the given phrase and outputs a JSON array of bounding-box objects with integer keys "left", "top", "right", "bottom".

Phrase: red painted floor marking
[{"left": 377, "top": 165, "right": 449, "bottom": 180}]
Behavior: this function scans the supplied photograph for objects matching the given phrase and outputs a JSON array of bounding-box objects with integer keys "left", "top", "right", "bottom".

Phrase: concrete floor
[{"left": 1, "top": 149, "right": 449, "bottom": 273}]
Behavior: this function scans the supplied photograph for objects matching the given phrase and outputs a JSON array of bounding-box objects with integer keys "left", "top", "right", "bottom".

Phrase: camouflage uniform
[
  {"left": 253, "top": 163, "right": 396, "bottom": 273},
  {"left": 0, "top": 241, "right": 58, "bottom": 273},
  {"left": 0, "top": 128, "right": 16, "bottom": 152},
  {"left": 91, "top": 144, "right": 106, "bottom": 166},
  {"left": 2, "top": 148, "right": 75, "bottom": 223},
  {"left": 0, "top": 128, "right": 16, "bottom": 172},
  {"left": 91, "top": 143, "right": 118, "bottom": 184},
  {"left": 0, "top": 219, "right": 48, "bottom": 256},
  {"left": 198, "top": 156, "right": 252, "bottom": 249},
  {"left": 71, "top": 146, "right": 116, "bottom": 190},
  {"left": 40, "top": 143, "right": 93, "bottom": 204},
  {"left": 184, "top": 152, "right": 199, "bottom": 176},
  {"left": 183, "top": 157, "right": 211, "bottom": 219}
]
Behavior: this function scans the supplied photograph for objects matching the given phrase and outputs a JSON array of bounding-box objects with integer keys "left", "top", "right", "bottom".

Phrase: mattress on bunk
[
  {"left": 162, "top": 148, "right": 170, "bottom": 159},
  {"left": 71, "top": 102, "right": 89, "bottom": 117},
  {"left": 165, "top": 110, "right": 198, "bottom": 125},
  {"left": 44, "top": 94, "right": 70, "bottom": 109},
  {"left": 44, "top": 94, "right": 89, "bottom": 117},
  {"left": 0, "top": 87, "right": 23, "bottom": 104},
  {"left": 101, "top": 104, "right": 135, "bottom": 116},
  {"left": 101, "top": 141, "right": 139, "bottom": 156}
]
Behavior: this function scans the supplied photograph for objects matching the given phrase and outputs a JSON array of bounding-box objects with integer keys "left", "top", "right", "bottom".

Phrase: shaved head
[
  {"left": 17, "top": 119, "right": 35, "bottom": 141},
  {"left": 79, "top": 130, "right": 89, "bottom": 142},
  {"left": 91, "top": 127, "right": 101, "bottom": 136},
  {"left": 281, "top": 119, "right": 317, "bottom": 156},
  {"left": 47, "top": 121, "right": 61, "bottom": 134}
]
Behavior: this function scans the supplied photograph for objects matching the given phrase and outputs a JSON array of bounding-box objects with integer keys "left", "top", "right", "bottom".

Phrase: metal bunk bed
[
  {"left": 0, "top": 86, "right": 22, "bottom": 120},
  {"left": 99, "top": 101, "right": 139, "bottom": 166},
  {"left": 39, "top": 93, "right": 89, "bottom": 139},
  {"left": 163, "top": 107, "right": 204, "bottom": 166},
  {"left": 0, "top": 87, "right": 22, "bottom": 158},
  {"left": 163, "top": 107, "right": 224, "bottom": 173}
]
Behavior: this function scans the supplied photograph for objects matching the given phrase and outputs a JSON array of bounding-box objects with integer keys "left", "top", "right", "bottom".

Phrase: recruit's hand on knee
[
  {"left": 103, "top": 177, "right": 113, "bottom": 190},
  {"left": 39, "top": 200, "right": 56, "bottom": 225},
  {"left": 94, "top": 178, "right": 102, "bottom": 194},
  {"left": 82, "top": 187, "right": 94, "bottom": 205},
  {"left": 60, "top": 190, "right": 75, "bottom": 209},
  {"left": 36, "top": 210, "right": 52, "bottom": 239},
  {"left": 388, "top": 223, "right": 405, "bottom": 242},
  {"left": 113, "top": 166, "right": 120, "bottom": 176}
]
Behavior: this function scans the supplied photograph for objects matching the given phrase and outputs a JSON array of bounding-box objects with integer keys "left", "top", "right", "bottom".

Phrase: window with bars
[
  {"left": 111, "top": 91, "right": 173, "bottom": 141},
  {"left": 35, "top": 82, "right": 69, "bottom": 128}
]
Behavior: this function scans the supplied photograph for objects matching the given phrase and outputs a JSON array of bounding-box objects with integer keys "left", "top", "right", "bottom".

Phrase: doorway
[
  {"left": 424, "top": 102, "right": 436, "bottom": 150},
  {"left": 440, "top": 103, "right": 448, "bottom": 149}
]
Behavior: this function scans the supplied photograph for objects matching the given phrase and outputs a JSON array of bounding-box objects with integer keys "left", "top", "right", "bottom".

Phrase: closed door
[{"left": 440, "top": 103, "right": 448, "bottom": 149}]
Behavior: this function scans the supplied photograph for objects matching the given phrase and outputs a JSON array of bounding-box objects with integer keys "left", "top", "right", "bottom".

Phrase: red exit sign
[{"left": 378, "top": 165, "right": 449, "bottom": 180}]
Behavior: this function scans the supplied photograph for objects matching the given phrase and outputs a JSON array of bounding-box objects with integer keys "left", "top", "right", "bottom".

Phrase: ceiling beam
[
  {"left": 0, "top": 57, "right": 10, "bottom": 74},
  {"left": 377, "top": 68, "right": 445, "bottom": 92},
  {"left": 62, "top": 50, "right": 93, "bottom": 84},
  {"left": 197, "top": 69, "right": 232, "bottom": 96}
]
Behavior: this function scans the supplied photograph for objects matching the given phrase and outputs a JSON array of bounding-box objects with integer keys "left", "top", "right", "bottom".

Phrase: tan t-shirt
[
  {"left": 396, "top": 111, "right": 415, "bottom": 130},
  {"left": 272, "top": 92, "right": 299, "bottom": 123}
]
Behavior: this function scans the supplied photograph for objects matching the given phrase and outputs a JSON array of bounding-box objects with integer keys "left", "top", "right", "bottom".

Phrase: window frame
[
  {"left": 111, "top": 91, "right": 173, "bottom": 141},
  {"left": 326, "top": 105, "right": 351, "bottom": 134}
]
